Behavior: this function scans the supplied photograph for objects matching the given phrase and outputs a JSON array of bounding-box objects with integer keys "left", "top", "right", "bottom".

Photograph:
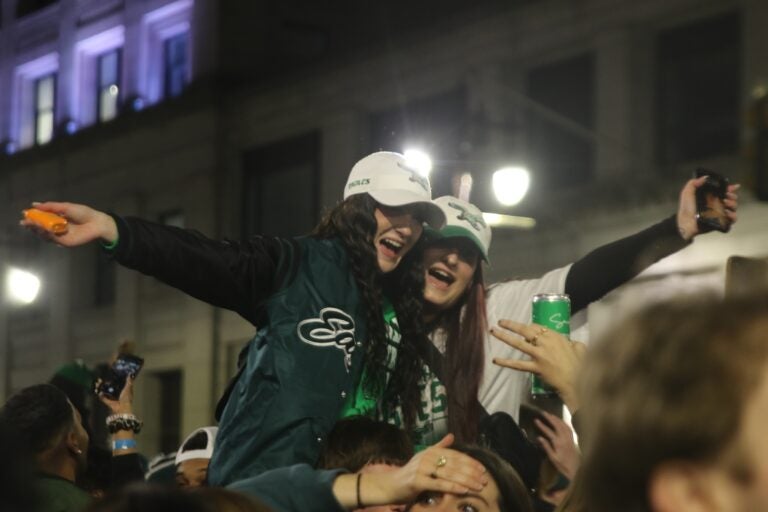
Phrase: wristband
[
  {"left": 106, "top": 413, "right": 143, "bottom": 434},
  {"left": 101, "top": 236, "right": 119, "bottom": 251},
  {"left": 113, "top": 439, "right": 137, "bottom": 451}
]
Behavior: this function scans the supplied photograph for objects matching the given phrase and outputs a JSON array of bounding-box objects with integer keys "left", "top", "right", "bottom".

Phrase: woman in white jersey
[{"left": 396, "top": 176, "right": 739, "bottom": 447}]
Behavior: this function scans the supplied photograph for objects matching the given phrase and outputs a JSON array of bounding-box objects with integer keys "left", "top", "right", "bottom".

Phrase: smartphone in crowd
[
  {"left": 96, "top": 353, "right": 144, "bottom": 400},
  {"left": 694, "top": 168, "right": 732, "bottom": 233}
]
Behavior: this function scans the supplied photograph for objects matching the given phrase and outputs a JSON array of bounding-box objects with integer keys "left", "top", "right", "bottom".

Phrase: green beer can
[{"left": 530, "top": 293, "right": 571, "bottom": 398}]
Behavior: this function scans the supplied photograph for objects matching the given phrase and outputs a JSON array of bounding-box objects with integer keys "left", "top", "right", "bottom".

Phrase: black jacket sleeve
[
  {"left": 565, "top": 215, "right": 690, "bottom": 313},
  {"left": 109, "top": 215, "right": 299, "bottom": 325}
]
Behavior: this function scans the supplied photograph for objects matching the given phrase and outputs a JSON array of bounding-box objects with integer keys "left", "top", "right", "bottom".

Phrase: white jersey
[
  {"left": 430, "top": 265, "right": 587, "bottom": 426},
  {"left": 479, "top": 265, "right": 574, "bottom": 420}
]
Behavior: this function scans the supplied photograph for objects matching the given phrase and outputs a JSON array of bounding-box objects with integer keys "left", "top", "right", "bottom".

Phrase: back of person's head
[
  {"left": 316, "top": 416, "right": 414, "bottom": 471},
  {"left": 1, "top": 383, "right": 75, "bottom": 455},
  {"left": 85, "top": 483, "right": 272, "bottom": 512},
  {"left": 450, "top": 444, "right": 534, "bottom": 512},
  {"left": 175, "top": 426, "right": 217, "bottom": 488},
  {"left": 579, "top": 294, "right": 768, "bottom": 512}
]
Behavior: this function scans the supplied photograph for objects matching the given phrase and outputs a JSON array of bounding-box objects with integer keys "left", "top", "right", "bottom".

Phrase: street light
[
  {"left": 5, "top": 267, "right": 41, "bottom": 305},
  {"left": 492, "top": 166, "right": 530, "bottom": 207},
  {"left": 403, "top": 148, "right": 433, "bottom": 178}
]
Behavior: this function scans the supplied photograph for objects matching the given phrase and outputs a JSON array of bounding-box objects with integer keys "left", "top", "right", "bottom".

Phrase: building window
[
  {"left": 242, "top": 132, "right": 319, "bottom": 238},
  {"left": 164, "top": 32, "right": 189, "bottom": 98},
  {"left": 97, "top": 49, "right": 121, "bottom": 122},
  {"left": 656, "top": 12, "right": 741, "bottom": 165},
  {"left": 526, "top": 53, "right": 595, "bottom": 188},
  {"left": 140, "top": 0, "right": 193, "bottom": 105},
  {"left": 34, "top": 74, "right": 56, "bottom": 145},
  {"left": 16, "top": 0, "right": 57, "bottom": 18}
]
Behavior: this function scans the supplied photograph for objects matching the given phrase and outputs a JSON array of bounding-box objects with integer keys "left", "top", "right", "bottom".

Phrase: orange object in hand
[{"left": 23, "top": 208, "right": 68, "bottom": 235}]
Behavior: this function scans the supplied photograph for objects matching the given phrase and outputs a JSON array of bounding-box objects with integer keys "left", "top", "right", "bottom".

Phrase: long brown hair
[
  {"left": 313, "top": 194, "right": 425, "bottom": 432},
  {"left": 435, "top": 263, "right": 487, "bottom": 443}
]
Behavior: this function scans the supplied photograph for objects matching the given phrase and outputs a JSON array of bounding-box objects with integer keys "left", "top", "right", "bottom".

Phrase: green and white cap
[
  {"left": 429, "top": 196, "right": 492, "bottom": 262},
  {"left": 344, "top": 151, "right": 445, "bottom": 229}
]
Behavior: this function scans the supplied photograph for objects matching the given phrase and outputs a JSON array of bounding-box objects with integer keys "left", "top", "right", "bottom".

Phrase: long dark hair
[
  {"left": 313, "top": 194, "right": 425, "bottom": 432},
  {"left": 436, "top": 263, "right": 487, "bottom": 443}
]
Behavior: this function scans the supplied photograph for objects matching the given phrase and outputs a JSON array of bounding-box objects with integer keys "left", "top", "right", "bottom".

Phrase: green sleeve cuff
[{"left": 102, "top": 236, "right": 119, "bottom": 251}]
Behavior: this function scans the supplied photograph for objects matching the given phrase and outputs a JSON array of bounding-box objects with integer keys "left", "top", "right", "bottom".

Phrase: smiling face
[
  {"left": 374, "top": 205, "right": 425, "bottom": 273},
  {"left": 422, "top": 237, "right": 480, "bottom": 312}
]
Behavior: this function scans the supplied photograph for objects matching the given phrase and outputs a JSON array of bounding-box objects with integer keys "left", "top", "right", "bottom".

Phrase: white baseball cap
[
  {"left": 428, "top": 196, "right": 492, "bottom": 262},
  {"left": 175, "top": 426, "right": 218, "bottom": 465},
  {"left": 344, "top": 151, "right": 445, "bottom": 229}
]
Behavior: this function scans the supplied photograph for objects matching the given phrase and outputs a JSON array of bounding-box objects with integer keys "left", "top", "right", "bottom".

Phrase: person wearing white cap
[
  {"left": 175, "top": 426, "right": 218, "bottom": 488},
  {"left": 21, "top": 151, "right": 445, "bottom": 486},
  {"left": 384, "top": 175, "right": 740, "bottom": 450}
]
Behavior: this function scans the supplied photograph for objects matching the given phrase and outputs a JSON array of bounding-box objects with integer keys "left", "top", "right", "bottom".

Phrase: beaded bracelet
[{"left": 106, "top": 413, "right": 143, "bottom": 434}]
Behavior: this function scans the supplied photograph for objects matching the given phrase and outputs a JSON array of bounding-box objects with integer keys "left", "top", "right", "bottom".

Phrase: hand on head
[
  {"left": 20, "top": 201, "right": 117, "bottom": 246},
  {"left": 360, "top": 434, "right": 488, "bottom": 506}
]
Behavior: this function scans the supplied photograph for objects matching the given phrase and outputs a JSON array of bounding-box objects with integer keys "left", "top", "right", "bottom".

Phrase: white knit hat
[{"left": 344, "top": 151, "right": 445, "bottom": 229}]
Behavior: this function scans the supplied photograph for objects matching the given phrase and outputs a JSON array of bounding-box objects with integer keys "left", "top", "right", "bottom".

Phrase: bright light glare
[
  {"left": 483, "top": 213, "right": 536, "bottom": 229},
  {"left": 403, "top": 149, "right": 433, "bottom": 177},
  {"left": 493, "top": 167, "right": 530, "bottom": 206},
  {"left": 6, "top": 268, "right": 41, "bottom": 305}
]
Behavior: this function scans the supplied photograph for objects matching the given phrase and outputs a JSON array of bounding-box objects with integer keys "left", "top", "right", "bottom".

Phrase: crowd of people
[{"left": 3, "top": 150, "right": 762, "bottom": 512}]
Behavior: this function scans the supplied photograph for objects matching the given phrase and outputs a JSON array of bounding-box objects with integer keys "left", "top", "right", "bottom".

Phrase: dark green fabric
[
  {"left": 209, "top": 237, "right": 368, "bottom": 486},
  {"left": 36, "top": 475, "right": 90, "bottom": 512}
]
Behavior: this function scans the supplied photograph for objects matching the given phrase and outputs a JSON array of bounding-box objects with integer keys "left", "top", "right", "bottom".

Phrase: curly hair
[{"left": 313, "top": 194, "right": 426, "bottom": 432}]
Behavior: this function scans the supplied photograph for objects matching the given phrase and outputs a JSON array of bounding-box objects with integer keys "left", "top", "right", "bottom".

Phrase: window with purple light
[
  {"left": 34, "top": 74, "right": 56, "bottom": 145},
  {"left": 97, "top": 49, "right": 122, "bottom": 122},
  {"left": 163, "top": 32, "right": 189, "bottom": 98}
]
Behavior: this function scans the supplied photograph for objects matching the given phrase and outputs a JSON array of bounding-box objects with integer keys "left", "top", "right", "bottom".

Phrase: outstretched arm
[
  {"left": 566, "top": 177, "right": 740, "bottom": 313},
  {"left": 20, "top": 201, "right": 118, "bottom": 246},
  {"left": 21, "top": 201, "right": 294, "bottom": 325}
]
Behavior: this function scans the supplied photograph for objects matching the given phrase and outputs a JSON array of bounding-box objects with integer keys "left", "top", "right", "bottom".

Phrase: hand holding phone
[
  {"left": 694, "top": 169, "right": 732, "bottom": 233},
  {"left": 95, "top": 354, "right": 144, "bottom": 401}
]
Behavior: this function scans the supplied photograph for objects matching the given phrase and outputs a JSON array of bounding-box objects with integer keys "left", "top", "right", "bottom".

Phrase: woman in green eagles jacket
[{"left": 22, "top": 151, "right": 446, "bottom": 486}]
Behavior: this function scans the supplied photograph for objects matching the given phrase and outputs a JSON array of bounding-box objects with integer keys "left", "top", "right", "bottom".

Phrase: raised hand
[{"left": 490, "top": 319, "right": 585, "bottom": 413}]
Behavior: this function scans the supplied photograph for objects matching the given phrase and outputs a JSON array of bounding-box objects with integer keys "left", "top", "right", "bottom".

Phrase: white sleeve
[{"left": 479, "top": 265, "right": 576, "bottom": 420}]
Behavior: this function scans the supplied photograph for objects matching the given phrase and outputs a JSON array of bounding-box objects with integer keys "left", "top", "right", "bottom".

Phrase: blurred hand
[
  {"left": 365, "top": 434, "right": 488, "bottom": 505},
  {"left": 534, "top": 411, "right": 580, "bottom": 480},
  {"left": 676, "top": 176, "right": 740, "bottom": 241},
  {"left": 20, "top": 201, "right": 118, "bottom": 246},
  {"left": 96, "top": 375, "right": 135, "bottom": 415},
  {"left": 491, "top": 320, "right": 585, "bottom": 413}
]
